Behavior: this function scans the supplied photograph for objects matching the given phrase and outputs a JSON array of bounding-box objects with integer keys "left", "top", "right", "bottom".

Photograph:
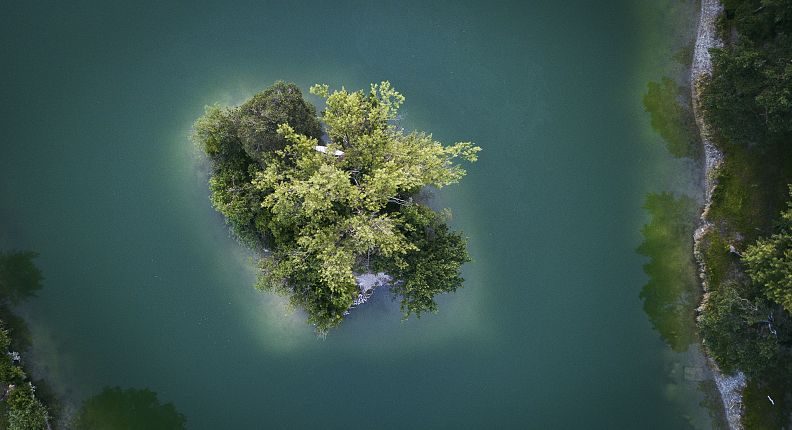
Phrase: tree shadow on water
[
  {"left": 637, "top": 192, "right": 701, "bottom": 352},
  {"left": 0, "top": 252, "right": 188, "bottom": 428},
  {"left": 71, "top": 386, "right": 186, "bottom": 430},
  {"left": 0, "top": 250, "right": 43, "bottom": 305},
  {"left": 0, "top": 250, "right": 44, "bottom": 352},
  {"left": 643, "top": 76, "right": 702, "bottom": 160}
]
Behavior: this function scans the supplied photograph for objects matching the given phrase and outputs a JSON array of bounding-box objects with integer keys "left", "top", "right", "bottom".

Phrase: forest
[{"left": 698, "top": 0, "right": 792, "bottom": 426}]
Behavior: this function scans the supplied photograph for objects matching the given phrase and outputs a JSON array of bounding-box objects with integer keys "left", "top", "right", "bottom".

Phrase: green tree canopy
[
  {"left": 703, "top": 0, "right": 792, "bottom": 145},
  {"left": 194, "top": 81, "right": 479, "bottom": 332},
  {"left": 698, "top": 284, "right": 779, "bottom": 376},
  {"left": 744, "top": 186, "right": 792, "bottom": 313},
  {"left": 236, "top": 81, "right": 323, "bottom": 163},
  {"left": 0, "top": 324, "right": 49, "bottom": 430},
  {"left": 192, "top": 82, "right": 324, "bottom": 249},
  {"left": 6, "top": 384, "right": 48, "bottom": 430}
]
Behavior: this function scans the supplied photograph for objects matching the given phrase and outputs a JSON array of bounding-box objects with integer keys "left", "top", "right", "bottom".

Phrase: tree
[
  {"left": 72, "top": 387, "right": 186, "bottom": 430},
  {"left": 236, "top": 81, "right": 322, "bottom": 163},
  {"left": 252, "top": 82, "right": 478, "bottom": 331},
  {"left": 743, "top": 186, "right": 792, "bottom": 313},
  {"left": 196, "top": 81, "right": 480, "bottom": 332},
  {"left": 389, "top": 206, "right": 470, "bottom": 317},
  {"left": 704, "top": 0, "right": 792, "bottom": 145},
  {"left": 6, "top": 384, "right": 48, "bottom": 430},
  {"left": 193, "top": 82, "right": 323, "bottom": 249},
  {"left": 701, "top": 44, "right": 769, "bottom": 144},
  {"left": 698, "top": 286, "right": 778, "bottom": 375},
  {"left": 0, "top": 323, "right": 48, "bottom": 430},
  {"left": 0, "top": 253, "right": 50, "bottom": 428}
]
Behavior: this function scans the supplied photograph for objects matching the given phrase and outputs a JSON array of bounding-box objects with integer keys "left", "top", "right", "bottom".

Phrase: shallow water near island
[{"left": 0, "top": 0, "right": 722, "bottom": 428}]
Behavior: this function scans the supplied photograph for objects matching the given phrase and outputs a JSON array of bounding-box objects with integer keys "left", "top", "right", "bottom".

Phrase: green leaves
[
  {"left": 6, "top": 384, "right": 48, "bottom": 430},
  {"left": 236, "top": 81, "right": 322, "bottom": 162},
  {"left": 702, "top": 0, "right": 792, "bottom": 145},
  {"left": 698, "top": 286, "right": 778, "bottom": 375},
  {"left": 196, "top": 81, "right": 479, "bottom": 332},
  {"left": 0, "top": 323, "right": 49, "bottom": 430},
  {"left": 391, "top": 205, "right": 470, "bottom": 318},
  {"left": 744, "top": 186, "right": 792, "bottom": 313}
]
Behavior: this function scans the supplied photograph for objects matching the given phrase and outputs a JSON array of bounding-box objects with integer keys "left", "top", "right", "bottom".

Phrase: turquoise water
[{"left": 0, "top": 0, "right": 716, "bottom": 428}]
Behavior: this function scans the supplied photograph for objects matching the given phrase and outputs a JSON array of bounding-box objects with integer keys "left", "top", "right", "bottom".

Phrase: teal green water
[{"left": 0, "top": 0, "right": 716, "bottom": 428}]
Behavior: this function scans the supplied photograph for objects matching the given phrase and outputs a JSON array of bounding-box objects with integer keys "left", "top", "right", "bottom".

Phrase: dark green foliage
[
  {"left": 699, "top": 286, "right": 778, "bottom": 376},
  {"left": 0, "top": 251, "right": 42, "bottom": 305},
  {"left": 257, "top": 250, "right": 358, "bottom": 333},
  {"left": 6, "top": 384, "right": 48, "bottom": 430},
  {"left": 637, "top": 193, "right": 700, "bottom": 352},
  {"left": 72, "top": 387, "right": 186, "bottom": 430},
  {"left": 389, "top": 206, "right": 470, "bottom": 318},
  {"left": 27, "top": 378, "right": 61, "bottom": 427},
  {"left": 701, "top": 45, "right": 771, "bottom": 143},
  {"left": 703, "top": 0, "right": 792, "bottom": 145},
  {"left": 720, "top": 0, "right": 792, "bottom": 45},
  {"left": 193, "top": 104, "right": 264, "bottom": 248},
  {"left": 695, "top": 3, "right": 792, "bottom": 417},
  {"left": 697, "top": 228, "right": 784, "bottom": 378},
  {"left": 643, "top": 77, "right": 701, "bottom": 158},
  {"left": 0, "top": 326, "right": 24, "bottom": 386},
  {"left": 742, "top": 363, "right": 792, "bottom": 430},
  {"left": 193, "top": 82, "right": 322, "bottom": 249},
  {"left": 0, "top": 251, "right": 50, "bottom": 428},
  {"left": 237, "top": 81, "right": 322, "bottom": 162},
  {"left": 0, "top": 325, "right": 48, "bottom": 430},
  {"left": 207, "top": 165, "right": 265, "bottom": 247},
  {"left": 744, "top": 187, "right": 792, "bottom": 313}
]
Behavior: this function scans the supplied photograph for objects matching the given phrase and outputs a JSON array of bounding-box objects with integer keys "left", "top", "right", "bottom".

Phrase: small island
[{"left": 193, "top": 81, "right": 480, "bottom": 332}]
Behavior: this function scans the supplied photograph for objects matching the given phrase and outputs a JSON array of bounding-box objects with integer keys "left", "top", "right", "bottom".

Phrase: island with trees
[{"left": 193, "top": 81, "right": 480, "bottom": 332}]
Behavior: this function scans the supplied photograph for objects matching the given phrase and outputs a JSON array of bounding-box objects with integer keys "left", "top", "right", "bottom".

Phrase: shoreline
[{"left": 689, "top": 0, "right": 747, "bottom": 429}]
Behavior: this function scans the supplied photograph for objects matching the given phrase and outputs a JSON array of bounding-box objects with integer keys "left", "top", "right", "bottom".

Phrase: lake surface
[{"left": 0, "top": 0, "right": 718, "bottom": 428}]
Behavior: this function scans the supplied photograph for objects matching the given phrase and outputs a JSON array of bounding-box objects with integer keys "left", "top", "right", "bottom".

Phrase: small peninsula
[{"left": 193, "top": 81, "right": 480, "bottom": 332}]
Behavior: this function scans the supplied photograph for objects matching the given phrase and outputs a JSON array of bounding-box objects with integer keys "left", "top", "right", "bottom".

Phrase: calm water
[{"left": 0, "top": 0, "right": 715, "bottom": 428}]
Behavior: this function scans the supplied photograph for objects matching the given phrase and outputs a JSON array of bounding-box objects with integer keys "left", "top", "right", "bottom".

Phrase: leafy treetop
[{"left": 744, "top": 186, "right": 792, "bottom": 314}]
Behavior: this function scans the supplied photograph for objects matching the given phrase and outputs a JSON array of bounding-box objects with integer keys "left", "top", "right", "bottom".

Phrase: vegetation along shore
[{"left": 692, "top": 0, "right": 792, "bottom": 428}]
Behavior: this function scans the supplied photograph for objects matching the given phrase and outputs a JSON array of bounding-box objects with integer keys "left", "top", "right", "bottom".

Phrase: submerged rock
[{"left": 343, "top": 273, "right": 392, "bottom": 316}]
